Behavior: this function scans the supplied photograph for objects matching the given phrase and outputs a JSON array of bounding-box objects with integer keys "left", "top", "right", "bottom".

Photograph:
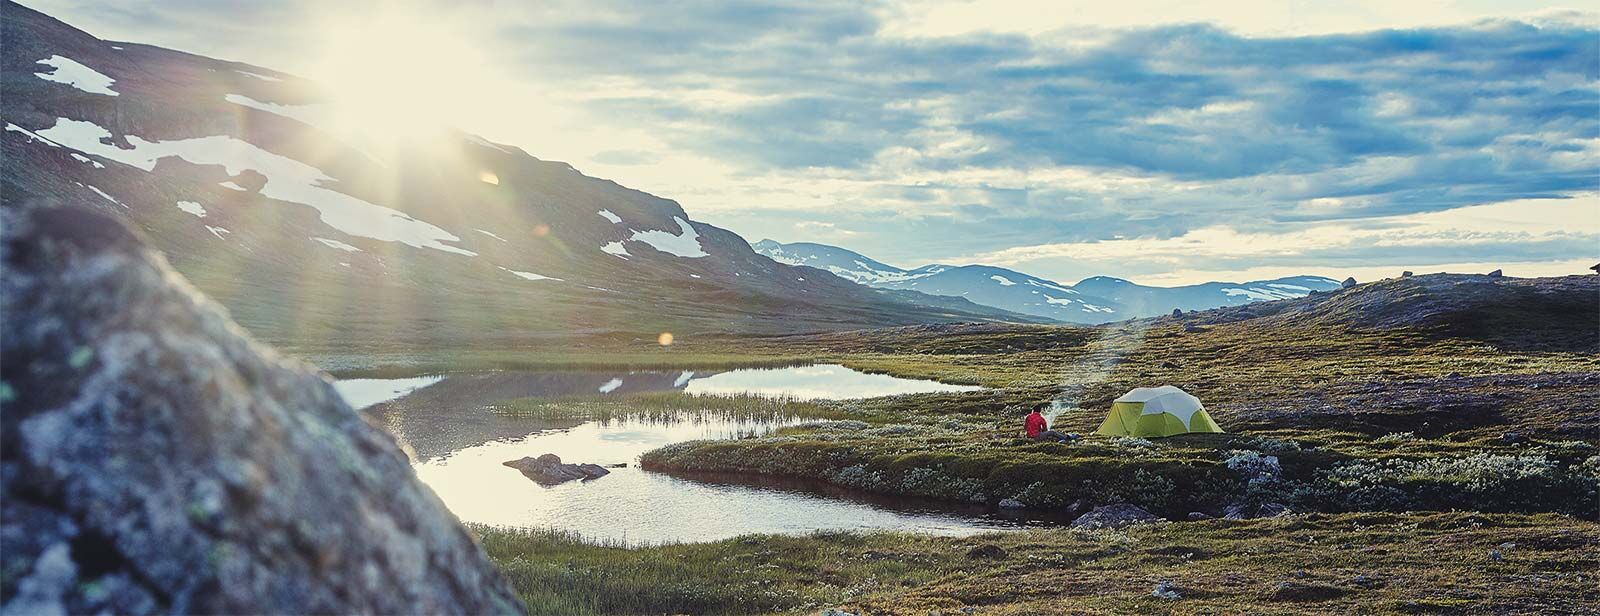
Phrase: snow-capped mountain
[
  {"left": 1, "top": 3, "right": 1037, "bottom": 349},
  {"left": 1073, "top": 275, "right": 1344, "bottom": 315},
  {"left": 753, "top": 240, "right": 1343, "bottom": 324}
]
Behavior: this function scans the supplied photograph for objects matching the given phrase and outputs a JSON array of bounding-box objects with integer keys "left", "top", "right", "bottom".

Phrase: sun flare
[{"left": 308, "top": 11, "right": 496, "bottom": 142}]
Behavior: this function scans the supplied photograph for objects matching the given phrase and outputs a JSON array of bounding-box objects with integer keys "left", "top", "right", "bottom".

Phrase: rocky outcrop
[
  {"left": 503, "top": 454, "right": 610, "bottom": 485},
  {"left": 0, "top": 203, "right": 525, "bottom": 614},
  {"left": 1070, "top": 504, "right": 1162, "bottom": 529}
]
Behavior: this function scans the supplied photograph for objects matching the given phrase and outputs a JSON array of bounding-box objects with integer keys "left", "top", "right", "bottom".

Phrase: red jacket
[{"left": 1025, "top": 411, "right": 1048, "bottom": 438}]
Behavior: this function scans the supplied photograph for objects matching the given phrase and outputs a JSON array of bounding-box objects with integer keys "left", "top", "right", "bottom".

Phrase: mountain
[
  {"left": 753, "top": 239, "right": 1342, "bottom": 323},
  {"left": 1073, "top": 275, "right": 1344, "bottom": 315},
  {"left": 0, "top": 3, "right": 1036, "bottom": 350}
]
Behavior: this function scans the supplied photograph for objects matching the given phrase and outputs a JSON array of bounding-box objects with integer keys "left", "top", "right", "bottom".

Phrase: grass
[
  {"left": 476, "top": 512, "right": 1600, "bottom": 615},
  {"left": 487, "top": 391, "right": 846, "bottom": 423}
]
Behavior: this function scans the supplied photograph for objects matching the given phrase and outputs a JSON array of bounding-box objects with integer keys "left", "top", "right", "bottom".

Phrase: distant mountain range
[
  {"left": 753, "top": 239, "right": 1342, "bottom": 323},
  {"left": 0, "top": 2, "right": 1040, "bottom": 349}
]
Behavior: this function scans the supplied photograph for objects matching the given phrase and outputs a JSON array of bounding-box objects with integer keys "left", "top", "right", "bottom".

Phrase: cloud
[{"left": 22, "top": 0, "right": 1600, "bottom": 283}]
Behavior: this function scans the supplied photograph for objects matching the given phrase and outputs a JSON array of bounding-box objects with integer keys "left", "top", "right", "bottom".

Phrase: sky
[{"left": 29, "top": 0, "right": 1600, "bottom": 285}]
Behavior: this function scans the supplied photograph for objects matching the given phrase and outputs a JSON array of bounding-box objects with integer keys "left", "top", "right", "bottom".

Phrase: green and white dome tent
[{"left": 1096, "top": 385, "right": 1224, "bottom": 437}]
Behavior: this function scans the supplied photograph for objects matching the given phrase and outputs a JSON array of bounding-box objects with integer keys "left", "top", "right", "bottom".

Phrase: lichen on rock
[{"left": 0, "top": 203, "right": 525, "bottom": 614}]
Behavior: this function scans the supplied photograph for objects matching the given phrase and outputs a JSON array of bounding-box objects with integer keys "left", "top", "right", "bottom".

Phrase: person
[{"left": 1024, "top": 403, "right": 1071, "bottom": 443}]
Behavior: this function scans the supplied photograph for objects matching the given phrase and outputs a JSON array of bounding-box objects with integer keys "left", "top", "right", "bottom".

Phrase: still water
[{"left": 335, "top": 365, "right": 1052, "bottom": 544}]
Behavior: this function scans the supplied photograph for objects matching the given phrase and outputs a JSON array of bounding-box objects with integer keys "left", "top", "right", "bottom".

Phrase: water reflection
[{"left": 336, "top": 365, "right": 1033, "bottom": 543}]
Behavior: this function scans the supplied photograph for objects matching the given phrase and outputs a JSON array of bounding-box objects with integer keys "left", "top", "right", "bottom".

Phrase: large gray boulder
[{"left": 0, "top": 204, "right": 525, "bottom": 614}]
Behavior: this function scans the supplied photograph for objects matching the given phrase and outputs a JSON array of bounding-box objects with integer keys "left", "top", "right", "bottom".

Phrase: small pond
[{"left": 334, "top": 364, "right": 1054, "bottom": 544}]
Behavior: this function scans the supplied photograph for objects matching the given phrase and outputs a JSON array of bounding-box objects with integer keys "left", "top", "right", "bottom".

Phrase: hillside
[
  {"left": 0, "top": 2, "right": 1032, "bottom": 351},
  {"left": 754, "top": 238, "right": 1342, "bottom": 323}
]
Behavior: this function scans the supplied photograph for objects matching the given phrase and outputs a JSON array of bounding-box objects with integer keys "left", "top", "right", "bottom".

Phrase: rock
[
  {"left": 1171, "top": 308, "right": 1183, "bottom": 317},
  {"left": 1224, "top": 501, "right": 1293, "bottom": 520},
  {"left": 997, "top": 498, "right": 1026, "bottom": 509},
  {"left": 1402, "top": 271, "right": 1413, "bottom": 277},
  {"left": 1487, "top": 269, "right": 1503, "bottom": 277},
  {"left": 821, "top": 610, "right": 858, "bottom": 616},
  {"left": 1347, "top": 574, "right": 1382, "bottom": 589},
  {"left": 1152, "top": 580, "right": 1182, "bottom": 600},
  {"left": 1186, "top": 512, "right": 1213, "bottom": 521},
  {"left": 1183, "top": 323, "right": 1205, "bottom": 333},
  {"left": 966, "top": 544, "right": 1008, "bottom": 560},
  {"left": 1070, "top": 504, "right": 1162, "bottom": 530},
  {"left": 1500, "top": 432, "right": 1525, "bottom": 445},
  {"left": 503, "top": 454, "right": 611, "bottom": 484},
  {"left": 1160, "top": 360, "right": 1180, "bottom": 369},
  {"left": 604, "top": 462, "right": 628, "bottom": 468},
  {"left": 1341, "top": 277, "right": 1357, "bottom": 289},
  {"left": 0, "top": 204, "right": 524, "bottom": 614}
]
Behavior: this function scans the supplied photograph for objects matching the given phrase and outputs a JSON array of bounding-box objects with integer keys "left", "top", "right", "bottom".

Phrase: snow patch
[
  {"left": 673, "top": 371, "right": 695, "bottom": 387},
  {"left": 37, "top": 117, "right": 476, "bottom": 256},
  {"left": 205, "top": 225, "right": 231, "bottom": 240},
  {"left": 312, "top": 237, "right": 361, "bottom": 252},
  {"left": 176, "top": 201, "right": 206, "bottom": 217},
  {"left": 34, "top": 55, "right": 118, "bottom": 96},
  {"left": 990, "top": 274, "right": 1016, "bottom": 286},
  {"left": 601, "top": 241, "right": 630, "bottom": 259},
  {"left": 1025, "top": 279, "right": 1077, "bottom": 294},
  {"left": 629, "top": 216, "right": 708, "bottom": 258},
  {"left": 224, "top": 94, "right": 326, "bottom": 129},
  {"left": 475, "top": 229, "right": 508, "bottom": 242},
  {"left": 1223, "top": 287, "right": 1299, "bottom": 301},
  {"left": 597, "top": 209, "right": 622, "bottom": 224},
  {"left": 80, "top": 183, "right": 126, "bottom": 208},
  {"left": 499, "top": 267, "right": 561, "bottom": 282},
  {"left": 218, "top": 181, "right": 248, "bottom": 191},
  {"left": 237, "top": 70, "right": 282, "bottom": 82},
  {"left": 69, "top": 152, "right": 105, "bottom": 168},
  {"left": 597, "top": 378, "right": 624, "bottom": 393},
  {"left": 7, "top": 123, "right": 61, "bottom": 147},
  {"left": 464, "top": 133, "right": 514, "bottom": 154}
]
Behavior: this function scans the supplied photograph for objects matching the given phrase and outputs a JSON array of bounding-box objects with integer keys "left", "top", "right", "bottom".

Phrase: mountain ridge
[{"left": 753, "top": 238, "right": 1342, "bottom": 323}]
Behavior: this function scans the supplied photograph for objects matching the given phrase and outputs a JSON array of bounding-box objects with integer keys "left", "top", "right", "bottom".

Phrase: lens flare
[{"left": 658, "top": 332, "right": 675, "bottom": 346}]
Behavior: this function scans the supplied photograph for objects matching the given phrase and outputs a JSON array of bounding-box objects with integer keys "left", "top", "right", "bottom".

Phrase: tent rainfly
[{"left": 1096, "top": 385, "right": 1224, "bottom": 437}]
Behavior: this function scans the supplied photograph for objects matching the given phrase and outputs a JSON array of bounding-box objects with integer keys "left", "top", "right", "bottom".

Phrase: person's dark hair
[{"left": 1031, "top": 402, "right": 1050, "bottom": 412}]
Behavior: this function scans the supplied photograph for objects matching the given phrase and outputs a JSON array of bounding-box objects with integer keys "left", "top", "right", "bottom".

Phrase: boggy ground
[
  {"left": 335, "top": 274, "right": 1598, "bottom": 613},
  {"left": 478, "top": 512, "right": 1598, "bottom": 615},
  {"left": 638, "top": 275, "right": 1600, "bottom": 520}
]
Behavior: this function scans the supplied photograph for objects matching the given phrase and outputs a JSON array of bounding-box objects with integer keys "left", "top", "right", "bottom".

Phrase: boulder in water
[
  {"left": 0, "top": 204, "right": 524, "bottom": 614},
  {"left": 503, "top": 454, "right": 611, "bottom": 484}
]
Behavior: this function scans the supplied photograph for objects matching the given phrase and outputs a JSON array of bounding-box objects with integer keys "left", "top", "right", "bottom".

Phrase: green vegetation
[
  {"left": 477, "top": 512, "right": 1600, "bottom": 615},
  {"left": 488, "top": 391, "right": 846, "bottom": 423}
]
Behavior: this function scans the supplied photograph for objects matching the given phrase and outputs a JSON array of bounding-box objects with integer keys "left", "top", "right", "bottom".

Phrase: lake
[{"left": 334, "top": 364, "right": 1055, "bottom": 544}]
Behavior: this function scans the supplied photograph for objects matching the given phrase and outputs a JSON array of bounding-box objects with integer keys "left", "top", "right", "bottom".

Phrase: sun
[{"left": 308, "top": 10, "right": 496, "bottom": 143}]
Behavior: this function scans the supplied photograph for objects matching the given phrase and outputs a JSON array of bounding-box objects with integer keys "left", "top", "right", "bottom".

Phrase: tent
[{"left": 1096, "top": 385, "right": 1224, "bottom": 437}]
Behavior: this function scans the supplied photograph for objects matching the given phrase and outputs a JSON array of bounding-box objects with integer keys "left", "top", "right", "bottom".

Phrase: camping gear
[{"left": 1096, "top": 385, "right": 1224, "bottom": 437}]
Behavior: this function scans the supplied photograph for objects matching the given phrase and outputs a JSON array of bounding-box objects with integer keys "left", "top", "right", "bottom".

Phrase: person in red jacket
[{"left": 1024, "top": 403, "right": 1071, "bottom": 442}]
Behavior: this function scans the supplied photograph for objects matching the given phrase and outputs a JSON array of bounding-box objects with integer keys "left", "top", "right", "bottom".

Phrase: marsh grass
[
  {"left": 487, "top": 391, "right": 846, "bottom": 424},
  {"left": 475, "top": 512, "right": 1600, "bottom": 615}
]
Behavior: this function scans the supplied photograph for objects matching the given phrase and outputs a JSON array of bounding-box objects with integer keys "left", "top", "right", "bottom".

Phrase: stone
[
  {"left": 1171, "top": 308, "right": 1183, "bottom": 317},
  {"left": 1402, "top": 271, "right": 1413, "bottom": 277},
  {"left": 998, "top": 498, "right": 1026, "bottom": 509},
  {"left": 1161, "top": 360, "right": 1180, "bottom": 369},
  {"left": 966, "top": 544, "right": 1008, "bottom": 560},
  {"left": 503, "top": 454, "right": 611, "bottom": 485},
  {"left": 0, "top": 204, "right": 524, "bottom": 614},
  {"left": 1152, "top": 581, "right": 1182, "bottom": 600},
  {"left": 1487, "top": 269, "right": 1503, "bottom": 277},
  {"left": 1070, "top": 504, "right": 1162, "bottom": 530},
  {"left": 1186, "top": 512, "right": 1213, "bottom": 521},
  {"left": 1183, "top": 323, "right": 1205, "bottom": 333},
  {"left": 1341, "top": 277, "right": 1358, "bottom": 289},
  {"left": 1500, "top": 432, "right": 1526, "bottom": 445}
]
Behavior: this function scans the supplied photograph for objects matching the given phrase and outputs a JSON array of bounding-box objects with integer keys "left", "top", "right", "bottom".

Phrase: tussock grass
[
  {"left": 476, "top": 512, "right": 1600, "bottom": 615},
  {"left": 486, "top": 391, "right": 844, "bottom": 423}
]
